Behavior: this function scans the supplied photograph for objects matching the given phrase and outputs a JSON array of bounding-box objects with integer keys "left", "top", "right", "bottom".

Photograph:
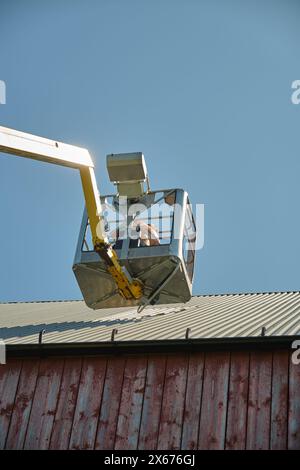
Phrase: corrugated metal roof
[{"left": 1, "top": 291, "right": 300, "bottom": 344}]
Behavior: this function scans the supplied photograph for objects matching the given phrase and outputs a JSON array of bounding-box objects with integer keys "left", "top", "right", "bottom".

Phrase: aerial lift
[{"left": 0, "top": 126, "right": 196, "bottom": 310}]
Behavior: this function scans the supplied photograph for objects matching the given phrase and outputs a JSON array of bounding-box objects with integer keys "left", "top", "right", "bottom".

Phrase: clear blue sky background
[{"left": 0, "top": 0, "right": 300, "bottom": 302}]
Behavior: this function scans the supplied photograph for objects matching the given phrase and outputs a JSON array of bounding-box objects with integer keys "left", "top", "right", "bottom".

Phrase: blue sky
[{"left": 0, "top": 0, "right": 300, "bottom": 302}]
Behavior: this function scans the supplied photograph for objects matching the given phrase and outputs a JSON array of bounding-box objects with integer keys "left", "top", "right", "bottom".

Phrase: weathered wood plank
[
  {"left": 288, "top": 349, "right": 300, "bottom": 449},
  {"left": 181, "top": 353, "right": 204, "bottom": 450},
  {"left": 24, "top": 359, "right": 64, "bottom": 450},
  {"left": 50, "top": 358, "right": 82, "bottom": 450},
  {"left": 95, "top": 356, "right": 126, "bottom": 450},
  {"left": 198, "top": 352, "right": 230, "bottom": 450},
  {"left": 271, "top": 350, "right": 288, "bottom": 450},
  {"left": 5, "top": 359, "right": 39, "bottom": 449},
  {"left": 115, "top": 356, "right": 147, "bottom": 450},
  {"left": 138, "top": 355, "right": 167, "bottom": 450},
  {"left": 225, "top": 352, "right": 249, "bottom": 450},
  {"left": 246, "top": 351, "right": 272, "bottom": 450},
  {"left": 0, "top": 359, "right": 22, "bottom": 449},
  {"left": 69, "top": 357, "right": 107, "bottom": 450},
  {"left": 2, "top": 347, "right": 298, "bottom": 451},
  {"left": 157, "top": 354, "right": 188, "bottom": 450}
]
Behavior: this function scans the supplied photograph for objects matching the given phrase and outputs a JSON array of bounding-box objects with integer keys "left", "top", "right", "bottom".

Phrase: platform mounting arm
[{"left": 0, "top": 125, "right": 143, "bottom": 301}]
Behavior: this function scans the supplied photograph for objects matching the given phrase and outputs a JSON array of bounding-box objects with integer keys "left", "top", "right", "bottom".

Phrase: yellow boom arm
[{"left": 0, "top": 126, "right": 142, "bottom": 300}]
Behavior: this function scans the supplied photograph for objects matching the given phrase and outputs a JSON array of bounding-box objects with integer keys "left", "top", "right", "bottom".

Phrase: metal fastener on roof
[
  {"left": 185, "top": 327, "right": 191, "bottom": 339},
  {"left": 38, "top": 329, "right": 46, "bottom": 344},
  {"left": 261, "top": 326, "right": 267, "bottom": 337},
  {"left": 111, "top": 328, "right": 118, "bottom": 341}
]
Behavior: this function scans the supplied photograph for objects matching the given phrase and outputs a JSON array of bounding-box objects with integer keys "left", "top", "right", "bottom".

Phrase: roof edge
[{"left": 6, "top": 335, "right": 299, "bottom": 358}]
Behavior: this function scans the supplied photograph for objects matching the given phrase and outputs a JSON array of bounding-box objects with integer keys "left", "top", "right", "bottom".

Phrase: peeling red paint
[{"left": 0, "top": 349, "right": 299, "bottom": 449}]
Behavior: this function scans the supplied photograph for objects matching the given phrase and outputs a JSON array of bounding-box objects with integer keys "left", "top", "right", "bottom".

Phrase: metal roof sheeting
[{"left": 1, "top": 291, "right": 300, "bottom": 344}]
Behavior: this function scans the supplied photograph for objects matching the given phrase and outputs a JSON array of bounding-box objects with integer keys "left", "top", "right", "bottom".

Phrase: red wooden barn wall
[{"left": 0, "top": 349, "right": 299, "bottom": 450}]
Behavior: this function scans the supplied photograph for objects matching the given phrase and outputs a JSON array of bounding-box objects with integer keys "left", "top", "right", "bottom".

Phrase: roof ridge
[
  {"left": 193, "top": 290, "right": 300, "bottom": 298},
  {"left": 0, "top": 299, "right": 84, "bottom": 305},
  {"left": 1, "top": 290, "right": 299, "bottom": 305}
]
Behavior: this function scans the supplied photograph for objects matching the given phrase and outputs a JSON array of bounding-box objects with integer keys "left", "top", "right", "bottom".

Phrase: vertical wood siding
[
  {"left": 225, "top": 351, "right": 249, "bottom": 449},
  {"left": 0, "top": 348, "right": 299, "bottom": 450}
]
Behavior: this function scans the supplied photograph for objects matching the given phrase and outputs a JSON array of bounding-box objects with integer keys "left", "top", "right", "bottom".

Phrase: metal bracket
[{"left": 137, "top": 261, "right": 181, "bottom": 313}]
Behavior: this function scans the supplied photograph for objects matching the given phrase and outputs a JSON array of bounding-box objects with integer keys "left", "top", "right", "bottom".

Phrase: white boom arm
[{"left": 0, "top": 125, "right": 94, "bottom": 168}]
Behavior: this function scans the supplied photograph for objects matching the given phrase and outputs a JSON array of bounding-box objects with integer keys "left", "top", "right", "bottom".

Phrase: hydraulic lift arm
[{"left": 0, "top": 126, "right": 142, "bottom": 300}]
